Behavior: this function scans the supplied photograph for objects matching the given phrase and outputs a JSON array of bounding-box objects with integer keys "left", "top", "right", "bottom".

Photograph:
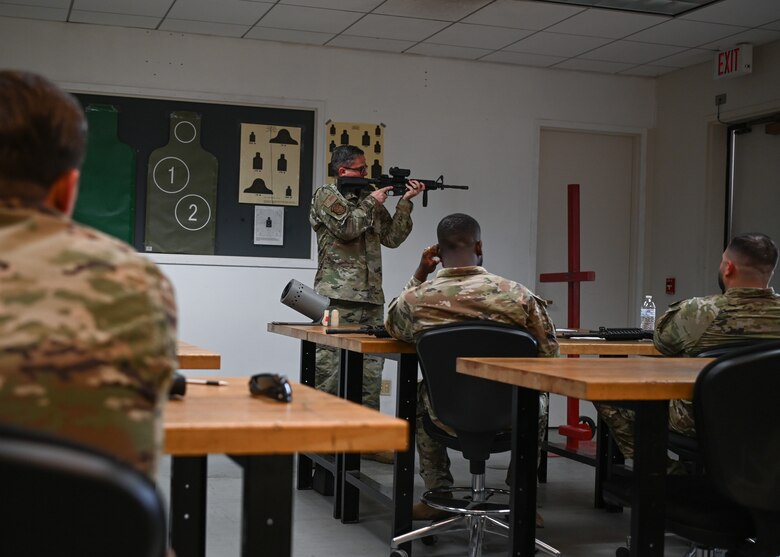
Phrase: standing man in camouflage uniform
[
  {"left": 309, "top": 145, "right": 424, "bottom": 463},
  {"left": 598, "top": 232, "right": 780, "bottom": 461},
  {"left": 385, "top": 213, "right": 559, "bottom": 522},
  {"left": 0, "top": 70, "right": 178, "bottom": 479}
]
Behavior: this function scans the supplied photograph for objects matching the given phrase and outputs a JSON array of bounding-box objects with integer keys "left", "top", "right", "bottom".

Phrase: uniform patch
[{"left": 330, "top": 202, "right": 347, "bottom": 216}]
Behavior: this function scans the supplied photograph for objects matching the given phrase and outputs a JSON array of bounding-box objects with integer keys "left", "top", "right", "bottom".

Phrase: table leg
[
  {"left": 170, "top": 455, "right": 208, "bottom": 557},
  {"left": 391, "top": 353, "right": 418, "bottom": 557},
  {"left": 341, "top": 349, "right": 365, "bottom": 522},
  {"left": 239, "top": 454, "right": 293, "bottom": 557},
  {"left": 508, "top": 386, "right": 539, "bottom": 557},
  {"left": 630, "top": 400, "right": 668, "bottom": 557},
  {"left": 297, "top": 340, "right": 317, "bottom": 490}
]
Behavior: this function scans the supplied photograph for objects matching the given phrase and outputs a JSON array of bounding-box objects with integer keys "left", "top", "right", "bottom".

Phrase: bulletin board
[{"left": 73, "top": 93, "right": 315, "bottom": 260}]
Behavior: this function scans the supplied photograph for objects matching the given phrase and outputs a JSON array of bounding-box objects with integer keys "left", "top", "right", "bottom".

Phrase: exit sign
[{"left": 714, "top": 44, "right": 752, "bottom": 79}]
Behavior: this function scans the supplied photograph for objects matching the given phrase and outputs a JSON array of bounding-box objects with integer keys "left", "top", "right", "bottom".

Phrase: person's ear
[
  {"left": 723, "top": 259, "right": 737, "bottom": 278},
  {"left": 44, "top": 169, "right": 80, "bottom": 215},
  {"left": 475, "top": 240, "right": 483, "bottom": 256}
]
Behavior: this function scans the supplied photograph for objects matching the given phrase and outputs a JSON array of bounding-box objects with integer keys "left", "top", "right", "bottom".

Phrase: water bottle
[{"left": 640, "top": 295, "right": 656, "bottom": 331}]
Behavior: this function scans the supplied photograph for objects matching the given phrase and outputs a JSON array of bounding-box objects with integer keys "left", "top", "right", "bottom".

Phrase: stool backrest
[
  {"left": 0, "top": 422, "right": 167, "bottom": 557},
  {"left": 694, "top": 340, "right": 780, "bottom": 512},
  {"left": 416, "top": 320, "right": 538, "bottom": 436}
]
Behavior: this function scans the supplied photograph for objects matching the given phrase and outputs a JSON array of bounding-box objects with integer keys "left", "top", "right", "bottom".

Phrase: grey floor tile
[{"left": 157, "top": 447, "right": 693, "bottom": 557}]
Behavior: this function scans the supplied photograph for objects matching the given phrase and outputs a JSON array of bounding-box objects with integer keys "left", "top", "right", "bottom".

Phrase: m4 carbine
[
  {"left": 325, "top": 325, "right": 392, "bottom": 338},
  {"left": 337, "top": 167, "right": 468, "bottom": 207}
]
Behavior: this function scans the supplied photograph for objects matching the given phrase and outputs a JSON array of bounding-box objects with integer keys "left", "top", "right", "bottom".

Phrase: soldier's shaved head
[
  {"left": 726, "top": 233, "right": 778, "bottom": 277},
  {"left": 0, "top": 70, "right": 87, "bottom": 202},
  {"left": 437, "top": 213, "right": 481, "bottom": 250}
]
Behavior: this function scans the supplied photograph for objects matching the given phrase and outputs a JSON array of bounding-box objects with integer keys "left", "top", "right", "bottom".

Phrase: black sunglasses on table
[{"left": 248, "top": 373, "right": 292, "bottom": 403}]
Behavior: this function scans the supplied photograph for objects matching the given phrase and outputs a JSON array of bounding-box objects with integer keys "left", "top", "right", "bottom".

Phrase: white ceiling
[{"left": 2, "top": 0, "right": 780, "bottom": 76}]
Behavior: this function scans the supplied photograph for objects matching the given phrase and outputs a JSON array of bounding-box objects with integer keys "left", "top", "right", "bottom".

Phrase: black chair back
[
  {"left": 694, "top": 340, "right": 780, "bottom": 512},
  {"left": 0, "top": 422, "right": 167, "bottom": 557},
  {"left": 416, "top": 321, "right": 538, "bottom": 460}
]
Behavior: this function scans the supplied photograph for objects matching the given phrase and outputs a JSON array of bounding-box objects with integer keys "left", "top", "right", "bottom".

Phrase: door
[{"left": 536, "top": 128, "right": 639, "bottom": 425}]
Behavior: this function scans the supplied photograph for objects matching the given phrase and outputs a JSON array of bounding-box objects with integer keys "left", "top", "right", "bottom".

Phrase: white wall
[
  {"left": 1, "top": 17, "right": 656, "bottom": 412},
  {"left": 648, "top": 40, "right": 780, "bottom": 312}
]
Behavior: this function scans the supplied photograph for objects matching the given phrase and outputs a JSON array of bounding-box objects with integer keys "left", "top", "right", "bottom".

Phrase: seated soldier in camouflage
[
  {"left": 597, "top": 232, "right": 780, "bottom": 465},
  {"left": 385, "top": 213, "right": 558, "bottom": 523},
  {"left": 0, "top": 70, "right": 178, "bottom": 479}
]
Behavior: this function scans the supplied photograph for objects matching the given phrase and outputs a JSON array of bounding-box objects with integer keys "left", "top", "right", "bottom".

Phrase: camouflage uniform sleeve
[
  {"left": 654, "top": 297, "right": 718, "bottom": 356},
  {"left": 309, "top": 186, "right": 378, "bottom": 242},
  {"left": 526, "top": 295, "right": 560, "bottom": 358},
  {"left": 375, "top": 198, "right": 413, "bottom": 248},
  {"left": 385, "top": 276, "right": 423, "bottom": 343}
]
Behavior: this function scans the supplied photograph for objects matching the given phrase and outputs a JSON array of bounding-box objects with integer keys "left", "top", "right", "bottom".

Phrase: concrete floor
[{"left": 157, "top": 435, "right": 693, "bottom": 557}]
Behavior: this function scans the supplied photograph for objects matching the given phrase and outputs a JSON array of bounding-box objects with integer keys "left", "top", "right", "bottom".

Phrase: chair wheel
[
  {"left": 390, "top": 550, "right": 408, "bottom": 557},
  {"left": 421, "top": 534, "right": 438, "bottom": 546},
  {"left": 615, "top": 547, "right": 630, "bottom": 557}
]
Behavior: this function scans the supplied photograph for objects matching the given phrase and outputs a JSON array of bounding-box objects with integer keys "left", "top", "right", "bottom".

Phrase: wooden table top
[
  {"left": 457, "top": 357, "right": 712, "bottom": 401},
  {"left": 164, "top": 378, "right": 408, "bottom": 456},
  {"left": 558, "top": 338, "right": 661, "bottom": 356},
  {"left": 267, "top": 323, "right": 415, "bottom": 354},
  {"left": 177, "top": 340, "right": 221, "bottom": 369}
]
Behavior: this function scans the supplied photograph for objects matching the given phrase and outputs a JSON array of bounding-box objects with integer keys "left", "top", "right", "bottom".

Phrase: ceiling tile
[
  {"left": 407, "top": 42, "right": 492, "bottom": 60},
  {"left": 166, "top": 0, "right": 273, "bottom": 25},
  {"left": 553, "top": 58, "right": 635, "bottom": 73},
  {"left": 159, "top": 18, "right": 250, "bottom": 37},
  {"left": 463, "top": 0, "right": 585, "bottom": 30},
  {"left": 373, "top": 0, "right": 491, "bottom": 22},
  {"left": 278, "top": 0, "right": 383, "bottom": 11},
  {"left": 343, "top": 13, "right": 450, "bottom": 41},
  {"left": 256, "top": 4, "right": 363, "bottom": 34},
  {"left": 545, "top": 8, "right": 669, "bottom": 39},
  {"left": 581, "top": 40, "right": 686, "bottom": 64},
  {"left": 619, "top": 64, "right": 679, "bottom": 77},
  {"left": 481, "top": 50, "right": 566, "bottom": 67},
  {"left": 245, "top": 26, "right": 333, "bottom": 44},
  {"left": 0, "top": 4, "right": 66, "bottom": 20},
  {"left": 69, "top": 9, "right": 160, "bottom": 28},
  {"left": 73, "top": 0, "right": 170, "bottom": 17},
  {"left": 425, "top": 22, "right": 533, "bottom": 50},
  {"left": 700, "top": 27, "right": 780, "bottom": 51},
  {"left": 762, "top": 19, "right": 780, "bottom": 32},
  {"left": 504, "top": 31, "right": 612, "bottom": 57},
  {"left": 652, "top": 47, "right": 713, "bottom": 68},
  {"left": 680, "top": 0, "right": 780, "bottom": 28},
  {"left": 326, "top": 34, "right": 416, "bottom": 52},
  {"left": 626, "top": 19, "right": 746, "bottom": 48}
]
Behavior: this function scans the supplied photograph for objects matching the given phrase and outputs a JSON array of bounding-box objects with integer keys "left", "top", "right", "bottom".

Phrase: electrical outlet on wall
[
  {"left": 380, "top": 379, "right": 392, "bottom": 396},
  {"left": 715, "top": 93, "right": 727, "bottom": 106}
]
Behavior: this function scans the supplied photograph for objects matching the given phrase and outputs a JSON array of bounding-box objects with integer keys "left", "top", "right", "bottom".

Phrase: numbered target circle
[
  {"left": 175, "top": 194, "right": 212, "bottom": 231},
  {"left": 153, "top": 157, "right": 190, "bottom": 194}
]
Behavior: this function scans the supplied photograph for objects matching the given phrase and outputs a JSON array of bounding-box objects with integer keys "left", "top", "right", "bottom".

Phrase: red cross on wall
[{"left": 539, "top": 183, "right": 595, "bottom": 450}]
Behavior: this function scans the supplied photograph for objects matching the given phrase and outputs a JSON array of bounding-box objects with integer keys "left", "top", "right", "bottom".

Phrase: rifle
[
  {"left": 337, "top": 167, "right": 468, "bottom": 207},
  {"left": 325, "top": 325, "right": 392, "bottom": 338}
]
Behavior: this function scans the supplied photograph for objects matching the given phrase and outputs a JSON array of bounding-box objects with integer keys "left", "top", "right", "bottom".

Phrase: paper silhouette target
[
  {"left": 145, "top": 111, "right": 218, "bottom": 255},
  {"left": 325, "top": 121, "right": 384, "bottom": 182},
  {"left": 239, "top": 123, "right": 301, "bottom": 206}
]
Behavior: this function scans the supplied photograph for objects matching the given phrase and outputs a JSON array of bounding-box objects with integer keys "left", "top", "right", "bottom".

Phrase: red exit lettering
[{"left": 718, "top": 47, "right": 740, "bottom": 76}]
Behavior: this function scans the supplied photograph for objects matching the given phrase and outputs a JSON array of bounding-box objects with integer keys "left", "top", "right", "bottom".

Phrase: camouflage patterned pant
[
  {"left": 315, "top": 300, "right": 384, "bottom": 411},
  {"left": 416, "top": 381, "right": 549, "bottom": 490},
  {"left": 595, "top": 400, "right": 695, "bottom": 459}
]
